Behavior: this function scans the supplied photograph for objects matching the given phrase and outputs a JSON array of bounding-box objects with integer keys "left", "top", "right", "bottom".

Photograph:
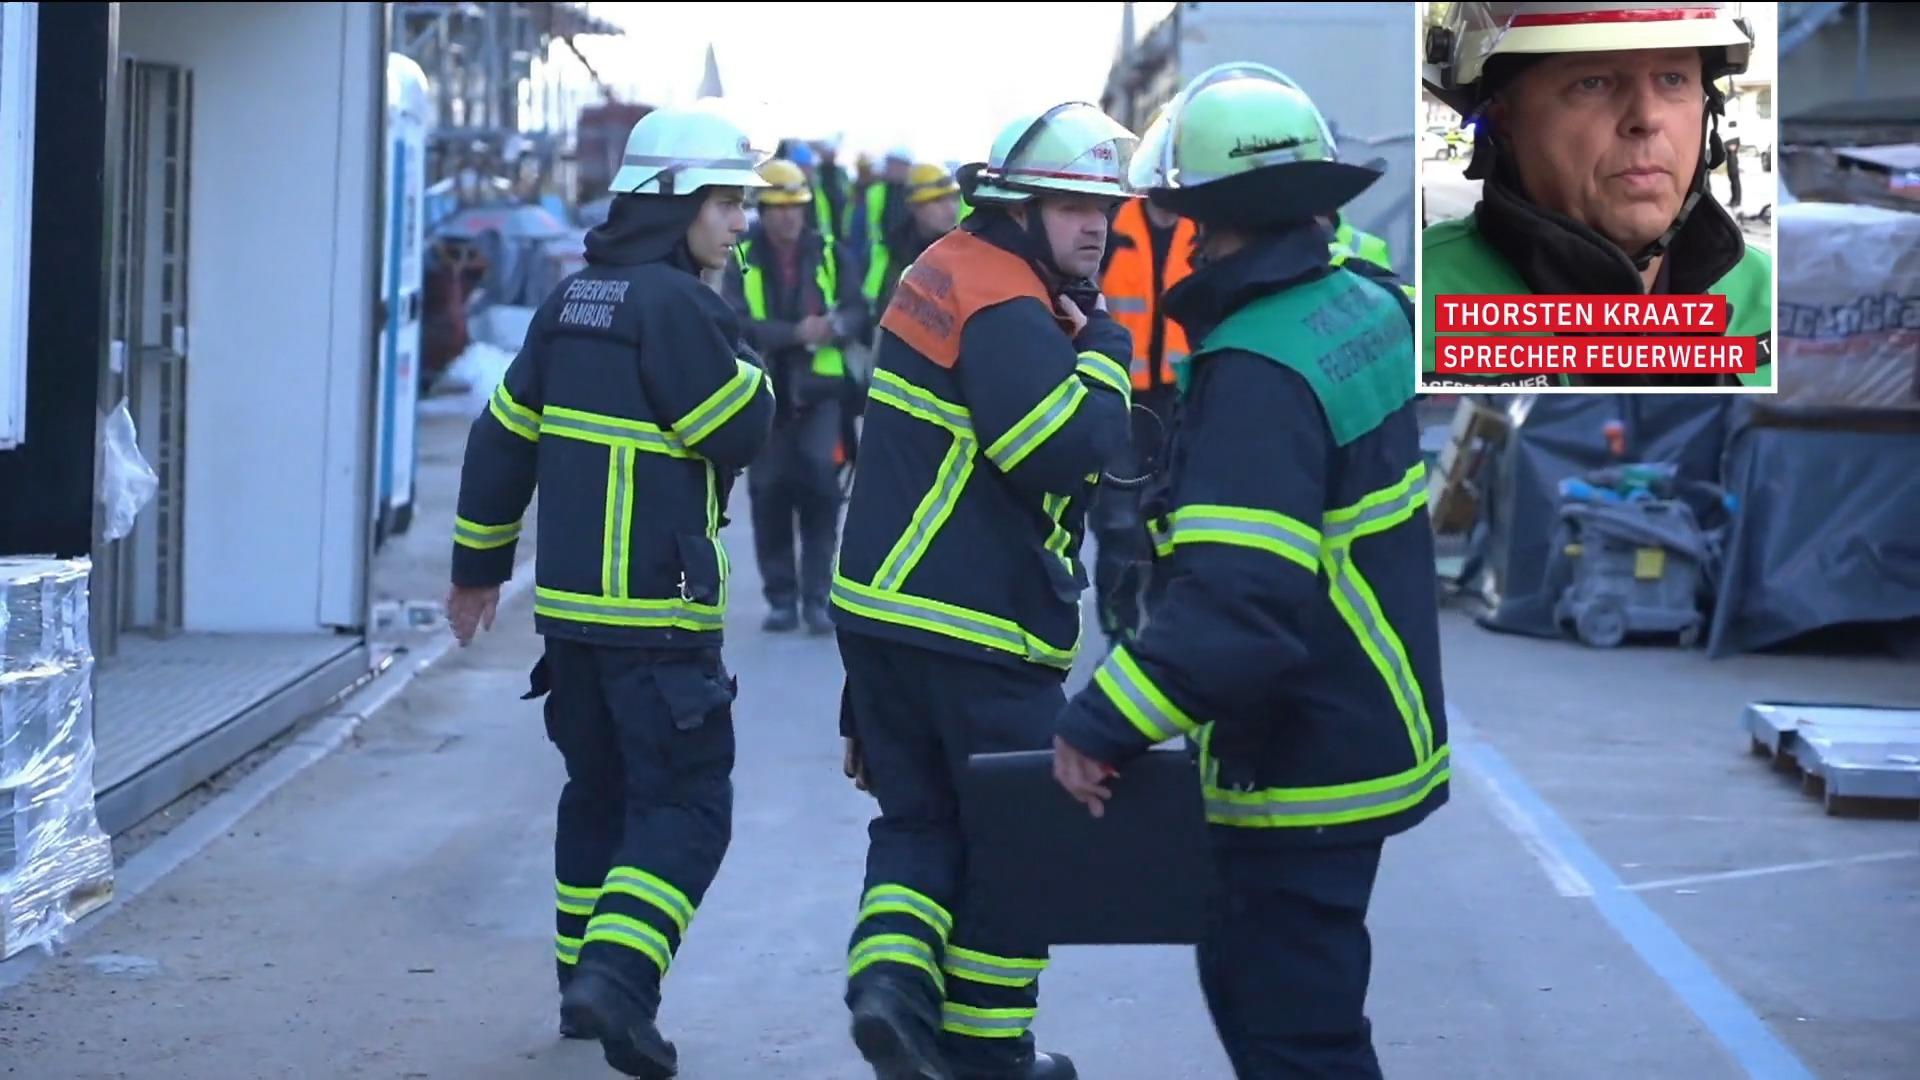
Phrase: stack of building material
[
  {"left": 1775, "top": 199, "right": 1920, "bottom": 413},
  {"left": 0, "top": 558, "right": 114, "bottom": 959}
]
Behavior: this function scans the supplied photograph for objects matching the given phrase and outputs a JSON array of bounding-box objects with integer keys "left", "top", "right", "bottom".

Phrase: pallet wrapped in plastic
[
  {"left": 1776, "top": 202, "right": 1920, "bottom": 412},
  {"left": 0, "top": 558, "right": 114, "bottom": 960}
]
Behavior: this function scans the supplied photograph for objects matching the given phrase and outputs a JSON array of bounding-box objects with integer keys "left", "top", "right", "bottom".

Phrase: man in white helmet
[
  {"left": 1049, "top": 63, "right": 1445, "bottom": 1079},
  {"left": 446, "top": 102, "right": 776, "bottom": 1079},
  {"left": 830, "top": 102, "right": 1140, "bottom": 1080},
  {"left": 1420, "top": 0, "right": 1772, "bottom": 388}
]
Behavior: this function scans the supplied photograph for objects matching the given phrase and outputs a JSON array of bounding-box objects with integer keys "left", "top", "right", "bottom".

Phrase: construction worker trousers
[
  {"left": 748, "top": 398, "right": 844, "bottom": 614},
  {"left": 838, "top": 632, "right": 1059, "bottom": 1075},
  {"left": 535, "top": 638, "right": 738, "bottom": 1018},
  {"left": 1198, "top": 840, "right": 1387, "bottom": 1079},
  {"left": 1089, "top": 386, "right": 1177, "bottom": 646}
]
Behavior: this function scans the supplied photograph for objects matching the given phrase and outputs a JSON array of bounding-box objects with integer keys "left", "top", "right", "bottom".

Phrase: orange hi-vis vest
[
  {"left": 880, "top": 229, "right": 1075, "bottom": 368},
  {"left": 1102, "top": 199, "right": 1195, "bottom": 391}
]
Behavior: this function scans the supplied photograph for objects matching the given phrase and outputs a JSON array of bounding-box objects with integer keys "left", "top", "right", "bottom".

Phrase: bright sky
[{"left": 563, "top": 2, "right": 1179, "bottom": 164}]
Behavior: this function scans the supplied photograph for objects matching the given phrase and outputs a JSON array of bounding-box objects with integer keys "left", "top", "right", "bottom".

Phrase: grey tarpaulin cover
[
  {"left": 1471, "top": 395, "right": 1733, "bottom": 639},
  {"left": 1707, "top": 415, "right": 1920, "bottom": 657}
]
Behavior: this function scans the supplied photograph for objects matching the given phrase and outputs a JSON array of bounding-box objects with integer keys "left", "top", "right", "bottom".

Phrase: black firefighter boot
[
  {"left": 955, "top": 1051, "right": 1078, "bottom": 1080},
  {"left": 850, "top": 981, "right": 953, "bottom": 1080},
  {"left": 560, "top": 965, "right": 678, "bottom": 1078}
]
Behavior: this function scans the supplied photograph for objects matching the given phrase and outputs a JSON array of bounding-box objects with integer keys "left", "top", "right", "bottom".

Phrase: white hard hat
[
  {"left": 963, "top": 102, "right": 1140, "bottom": 205},
  {"left": 1424, "top": 1, "right": 1754, "bottom": 116},
  {"left": 610, "top": 102, "right": 774, "bottom": 197}
]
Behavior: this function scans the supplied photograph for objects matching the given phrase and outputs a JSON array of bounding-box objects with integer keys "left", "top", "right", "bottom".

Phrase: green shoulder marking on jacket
[{"left": 1192, "top": 269, "right": 1414, "bottom": 447}]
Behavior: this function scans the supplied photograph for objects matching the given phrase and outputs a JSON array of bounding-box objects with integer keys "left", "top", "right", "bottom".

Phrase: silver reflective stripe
[
  {"left": 455, "top": 520, "right": 517, "bottom": 547},
  {"left": 1150, "top": 518, "right": 1173, "bottom": 554},
  {"left": 870, "top": 373, "right": 973, "bottom": 435},
  {"left": 680, "top": 365, "right": 761, "bottom": 444},
  {"left": 1325, "top": 473, "right": 1426, "bottom": 544},
  {"left": 1094, "top": 651, "right": 1187, "bottom": 742},
  {"left": 1171, "top": 512, "right": 1319, "bottom": 566},
  {"left": 832, "top": 581, "right": 1025, "bottom": 652},
  {"left": 605, "top": 871, "right": 693, "bottom": 933},
  {"left": 862, "top": 888, "right": 955, "bottom": 939},
  {"left": 608, "top": 450, "right": 631, "bottom": 598},
  {"left": 543, "top": 412, "right": 687, "bottom": 455},
  {"left": 1107, "top": 297, "right": 1149, "bottom": 314},
  {"left": 1327, "top": 547, "right": 1425, "bottom": 754},
  {"left": 942, "top": 1005, "right": 1034, "bottom": 1036},
  {"left": 555, "top": 936, "right": 582, "bottom": 963},
  {"left": 1206, "top": 749, "right": 1449, "bottom": 823},
  {"left": 988, "top": 380, "right": 1085, "bottom": 470},
  {"left": 624, "top": 152, "right": 757, "bottom": 169},
  {"left": 875, "top": 438, "right": 975, "bottom": 590},
  {"left": 538, "top": 594, "right": 724, "bottom": 631},
  {"left": 944, "top": 954, "right": 1042, "bottom": 987},
  {"left": 586, "top": 920, "right": 671, "bottom": 970}
]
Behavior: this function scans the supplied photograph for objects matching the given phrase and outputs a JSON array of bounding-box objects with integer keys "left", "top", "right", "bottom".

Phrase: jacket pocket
[{"left": 675, "top": 532, "right": 725, "bottom": 606}]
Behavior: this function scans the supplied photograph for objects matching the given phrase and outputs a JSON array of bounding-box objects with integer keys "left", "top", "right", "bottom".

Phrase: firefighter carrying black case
[{"left": 959, "top": 746, "right": 1215, "bottom": 946}]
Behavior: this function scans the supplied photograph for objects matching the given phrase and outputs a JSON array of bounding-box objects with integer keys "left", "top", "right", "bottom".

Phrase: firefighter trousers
[
  {"left": 749, "top": 398, "right": 844, "bottom": 612},
  {"left": 1198, "top": 840, "right": 1387, "bottom": 1079},
  {"left": 537, "top": 638, "right": 738, "bottom": 1017},
  {"left": 838, "top": 632, "right": 1061, "bottom": 1074}
]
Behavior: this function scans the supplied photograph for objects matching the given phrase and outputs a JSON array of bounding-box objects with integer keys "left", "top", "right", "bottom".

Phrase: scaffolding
[{"left": 391, "top": 1, "right": 624, "bottom": 202}]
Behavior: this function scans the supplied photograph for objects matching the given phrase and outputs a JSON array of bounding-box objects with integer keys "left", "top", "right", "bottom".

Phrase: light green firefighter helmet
[
  {"left": 1129, "top": 62, "right": 1381, "bottom": 228},
  {"left": 958, "top": 102, "right": 1141, "bottom": 206}
]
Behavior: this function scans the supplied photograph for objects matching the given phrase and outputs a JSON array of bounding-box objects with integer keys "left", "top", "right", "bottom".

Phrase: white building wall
[{"left": 118, "top": 1, "right": 379, "bottom": 632}]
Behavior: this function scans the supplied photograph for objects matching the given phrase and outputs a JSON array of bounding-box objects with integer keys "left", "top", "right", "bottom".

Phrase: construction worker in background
[
  {"left": 1419, "top": 0, "right": 1770, "bottom": 388},
  {"left": 782, "top": 140, "right": 845, "bottom": 243},
  {"left": 446, "top": 103, "right": 776, "bottom": 1079},
  {"left": 1331, "top": 209, "right": 1393, "bottom": 272},
  {"left": 857, "top": 148, "right": 916, "bottom": 303},
  {"left": 865, "top": 162, "right": 965, "bottom": 313},
  {"left": 811, "top": 133, "right": 857, "bottom": 239},
  {"left": 832, "top": 102, "right": 1141, "bottom": 1080},
  {"left": 1091, "top": 125, "right": 1193, "bottom": 648},
  {"left": 1050, "top": 63, "right": 1446, "bottom": 1079},
  {"left": 724, "top": 159, "right": 871, "bottom": 635}
]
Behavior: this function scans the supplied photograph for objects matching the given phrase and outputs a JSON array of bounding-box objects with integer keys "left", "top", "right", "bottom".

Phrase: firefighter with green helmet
[
  {"left": 1419, "top": 0, "right": 1772, "bottom": 388},
  {"left": 1051, "top": 63, "right": 1447, "bottom": 1078},
  {"left": 834, "top": 101, "right": 1140, "bottom": 1080}
]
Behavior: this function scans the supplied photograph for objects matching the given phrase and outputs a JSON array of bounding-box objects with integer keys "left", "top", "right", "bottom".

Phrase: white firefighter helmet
[
  {"left": 1424, "top": 1, "right": 1754, "bottom": 116},
  {"left": 961, "top": 102, "right": 1140, "bottom": 205},
  {"left": 610, "top": 101, "right": 775, "bottom": 197},
  {"left": 1128, "top": 62, "right": 1379, "bottom": 226}
]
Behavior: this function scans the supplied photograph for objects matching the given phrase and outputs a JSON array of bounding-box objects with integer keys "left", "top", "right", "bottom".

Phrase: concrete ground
[{"left": 1, "top": 415, "right": 1915, "bottom": 1079}]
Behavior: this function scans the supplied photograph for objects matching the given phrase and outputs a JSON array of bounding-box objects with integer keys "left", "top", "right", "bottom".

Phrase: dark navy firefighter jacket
[{"left": 450, "top": 195, "right": 776, "bottom": 649}]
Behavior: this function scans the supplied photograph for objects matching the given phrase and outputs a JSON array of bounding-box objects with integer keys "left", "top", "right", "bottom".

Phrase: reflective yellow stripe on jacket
[
  {"left": 1090, "top": 463, "right": 1446, "bottom": 828},
  {"left": 831, "top": 368, "right": 1080, "bottom": 669}
]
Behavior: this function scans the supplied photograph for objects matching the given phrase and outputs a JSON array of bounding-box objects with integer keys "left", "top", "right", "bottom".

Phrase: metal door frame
[{"left": 97, "top": 56, "right": 192, "bottom": 658}]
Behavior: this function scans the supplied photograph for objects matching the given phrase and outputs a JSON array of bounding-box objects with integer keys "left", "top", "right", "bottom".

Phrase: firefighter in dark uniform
[
  {"left": 445, "top": 105, "right": 776, "bottom": 1079},
  {"left": 723, "top": 158, "right": 871, "bottom": 635},
  {"left": 830, "top": 102, "right": 1141, "bottom": 1080},
  {"left": 1050, "top": 65, "right": 1450, "bottom": 1079}
]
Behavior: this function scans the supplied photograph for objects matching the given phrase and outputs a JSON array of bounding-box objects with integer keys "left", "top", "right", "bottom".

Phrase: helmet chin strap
[{"left": 1626, "top": 90, "right": 1726, "bottom": 271}]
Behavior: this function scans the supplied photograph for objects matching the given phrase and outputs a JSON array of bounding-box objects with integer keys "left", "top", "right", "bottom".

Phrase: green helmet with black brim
[{"left": 1127, "top": 62, "right": 1382, "bottom": 230}]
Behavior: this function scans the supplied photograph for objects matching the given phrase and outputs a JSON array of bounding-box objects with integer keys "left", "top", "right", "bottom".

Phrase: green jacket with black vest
[
  {"left": 1055, "top": 228, "right": 1450, "bottom": 848},
  {"left": 1422, "top": 170, "right": 1771, "bottom": 389}
]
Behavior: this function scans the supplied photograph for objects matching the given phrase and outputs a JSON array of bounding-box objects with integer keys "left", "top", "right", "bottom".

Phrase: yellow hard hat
[
  {"left": 755, "top": 158, "right": 813, "bottom": 206},
  {"left": 905, "top": 163, "right": 960, "bottom": 205}
]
